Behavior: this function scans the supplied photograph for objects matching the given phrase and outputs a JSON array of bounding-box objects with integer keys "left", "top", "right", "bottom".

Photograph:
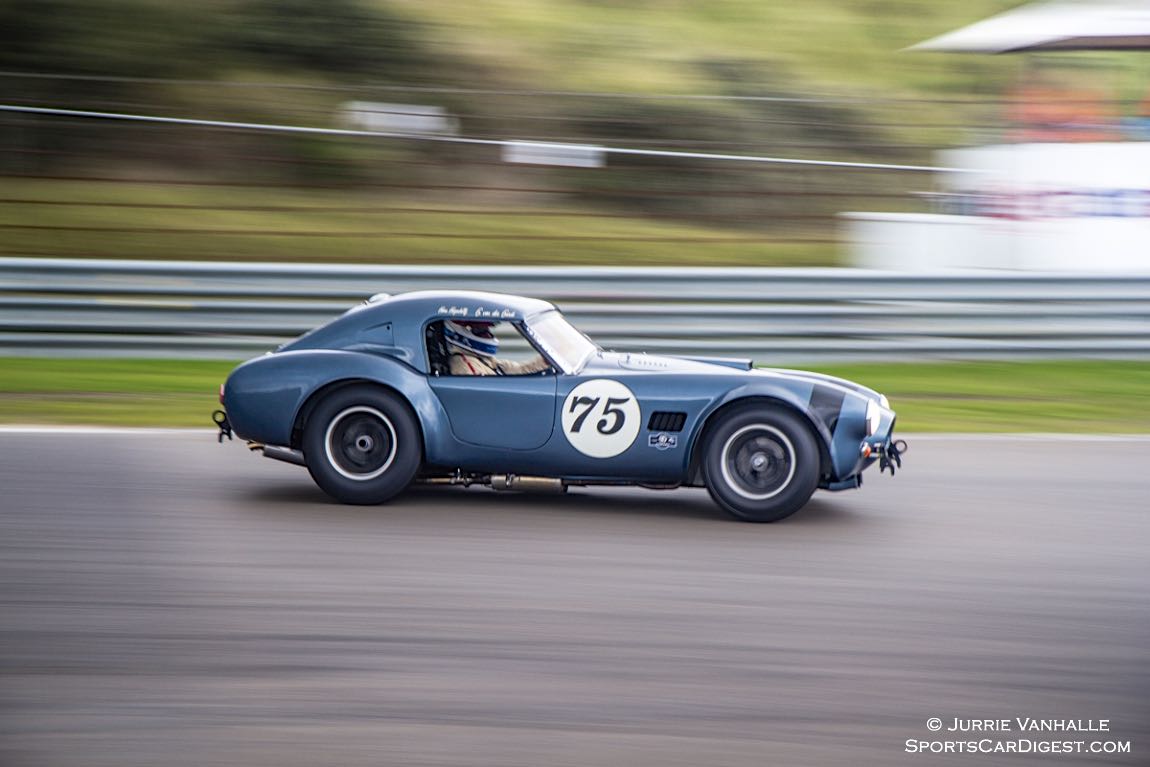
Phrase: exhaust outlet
[{"left": 262, "top": 445, "right": 307, "bottom": 467}]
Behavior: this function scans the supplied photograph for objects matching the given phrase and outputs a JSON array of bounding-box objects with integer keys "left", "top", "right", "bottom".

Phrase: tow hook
[
  {"left": 879, "top": 439, "right": 907, "bottom": 475},
  {"left": 212, "top": 410, "right": 232, "bottom": 443}
]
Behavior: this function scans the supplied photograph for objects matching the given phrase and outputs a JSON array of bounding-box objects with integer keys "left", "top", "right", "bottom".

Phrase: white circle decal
[{"left": 561, "top": 379, "right": 641, "bottom": 458}]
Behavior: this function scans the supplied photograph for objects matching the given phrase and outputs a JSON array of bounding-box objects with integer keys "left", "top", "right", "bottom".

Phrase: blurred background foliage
[
  {"left": 0, "top": 0, "right": 421, "bottom": 81},
  {"left": 0, "top": 0, "right": 1132, "bottom": 265}
]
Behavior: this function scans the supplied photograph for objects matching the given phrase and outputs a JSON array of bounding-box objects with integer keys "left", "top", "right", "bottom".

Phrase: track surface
[{"left": 1, "top": 433, "right": 1148, "bottom": 766}]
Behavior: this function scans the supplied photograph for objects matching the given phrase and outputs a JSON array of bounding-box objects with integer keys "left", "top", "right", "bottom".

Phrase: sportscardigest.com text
[
  {"left": 906, "top": 739, "right": 1131, "bottom": 756},
  {"left": 906, "top": 719, "right": 1132, "bottom": 756}
]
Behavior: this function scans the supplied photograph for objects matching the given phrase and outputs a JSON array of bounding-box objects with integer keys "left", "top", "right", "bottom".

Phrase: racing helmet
[{"left": 444, "top": 320, "right": 500, "bottom": 358}]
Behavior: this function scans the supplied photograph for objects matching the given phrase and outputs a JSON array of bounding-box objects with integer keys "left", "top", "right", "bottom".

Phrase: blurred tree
[
  {"left": 0, "top": 0, "right": 424, "bottom": 179},
  {"left": 0, "top": 0, "right": 224, "bottom": 78},
  {"left": 228, "top": 0, "right": 419, "bottom": 77},
  {"left": 0, "top": 0, "right": 418, "bottom": 81}
]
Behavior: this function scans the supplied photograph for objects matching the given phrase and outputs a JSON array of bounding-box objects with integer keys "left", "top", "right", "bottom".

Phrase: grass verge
[
  {"left": 0, "top": 358, "right": 1147, "bottom": 433},
  {"left": 0, "top": 179, "right": 837, "bottom": 266}
]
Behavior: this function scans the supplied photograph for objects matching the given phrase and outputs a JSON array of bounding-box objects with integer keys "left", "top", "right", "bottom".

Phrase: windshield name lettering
[
  {"left": 437, "top": 306, "right": 517, "bottom": 319},
  {"left": 475, "top": 307, "right": 517, "bottom": 319}
]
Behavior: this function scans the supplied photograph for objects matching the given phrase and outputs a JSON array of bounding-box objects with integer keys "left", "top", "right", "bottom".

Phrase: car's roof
[{"left": 365, "top": 290, "right": 557, "bottom": 322}]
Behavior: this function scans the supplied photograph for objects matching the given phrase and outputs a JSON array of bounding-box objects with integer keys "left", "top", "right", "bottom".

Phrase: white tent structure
[
  {"left": 910, "top": 0, "right": 1150, "bottom": 53},
  {"left": 845, "top": 0, "right": 1150, "bottom": 272}
]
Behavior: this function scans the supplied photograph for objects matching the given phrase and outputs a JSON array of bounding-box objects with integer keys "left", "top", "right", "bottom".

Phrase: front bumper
[
  {"left": 823, "top": 435, "right": 906, "bottom": 490},
  {"left": 823, "top": 415, "right": 905, "bottom": 491},
  {"left": 861, "top": 405, "right": 906, "bottom": 474},
  {"left": 867, "top": 435, "right": 907, "bottom": 475}
]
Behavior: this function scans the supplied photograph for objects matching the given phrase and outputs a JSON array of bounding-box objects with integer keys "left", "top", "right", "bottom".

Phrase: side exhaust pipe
[
  {"left": 490, "top": 474, "right": 567, "bottom": 494},
  {"left": 251, "top": 443, "right": 307, "bottom": 467}
]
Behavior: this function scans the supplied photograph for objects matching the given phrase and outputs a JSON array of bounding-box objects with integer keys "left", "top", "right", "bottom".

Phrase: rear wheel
[
  {"left": 302, "top": 386, "right": 421, "bottom": 505},
  {"left": 703, "top": 406, "right": 820, "bottom": 522}
]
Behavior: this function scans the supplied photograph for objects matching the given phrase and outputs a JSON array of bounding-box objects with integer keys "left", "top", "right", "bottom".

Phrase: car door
[
  {"left": 429, "top": 373, "right": 557, "bottom": 450},
  {"left": 425, "top": 319, "right": 558, "bottom": 451}
]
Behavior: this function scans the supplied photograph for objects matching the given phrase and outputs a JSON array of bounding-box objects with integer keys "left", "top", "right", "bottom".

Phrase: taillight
[{"left": 219, "top": 383, "right": 225, "bottom": 404}]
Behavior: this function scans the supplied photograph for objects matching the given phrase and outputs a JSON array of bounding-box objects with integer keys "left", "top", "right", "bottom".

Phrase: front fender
[
  {"left": 698, "top": 380, "right": 831, "bottom": 448},
  {"left": 223, "top": 350, "right": 446, "bottom": 451},
  {"left": 687, "top": 378, "right": 868, "bottom": 482}
]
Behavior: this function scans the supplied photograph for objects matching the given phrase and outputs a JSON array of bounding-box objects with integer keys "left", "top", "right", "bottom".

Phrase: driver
[{"left": 445, "top": 320, "right": 552, "bottom": 376}]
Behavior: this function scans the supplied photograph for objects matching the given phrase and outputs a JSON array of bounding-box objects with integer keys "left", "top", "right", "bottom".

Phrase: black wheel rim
[
  {"left": 324, "top": 407, "right": 397, "bottom": 480},
  {"left": 720, "top": 425, "right": 796, "bottom": 500}
]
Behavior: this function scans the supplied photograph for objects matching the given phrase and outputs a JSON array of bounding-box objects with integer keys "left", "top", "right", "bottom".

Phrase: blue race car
[{"left": 214, "top": 290, "right": 904, "bottom": 522}]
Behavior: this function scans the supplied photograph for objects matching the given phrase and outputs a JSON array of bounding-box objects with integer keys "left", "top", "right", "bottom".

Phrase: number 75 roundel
[{"left": 561, "top": 379, "right": 642, "bottom": 458}]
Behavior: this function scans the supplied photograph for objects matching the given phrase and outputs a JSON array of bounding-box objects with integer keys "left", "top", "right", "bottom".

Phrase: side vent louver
[{"left": 648, "top": 412, "right": 687, "bottom": 432}]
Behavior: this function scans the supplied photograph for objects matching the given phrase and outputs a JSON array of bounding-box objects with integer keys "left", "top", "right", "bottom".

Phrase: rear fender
[{"left": 223, "top": 350, "right": 447, "bottom": 454}]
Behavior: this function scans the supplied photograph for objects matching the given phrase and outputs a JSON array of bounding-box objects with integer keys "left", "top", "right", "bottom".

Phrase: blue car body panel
[
  {"left": 221, "top": 290, "right": 897, "bottom": 488},
  {"left": 429, "top": 374, "right": 557, "bottom": 450}
]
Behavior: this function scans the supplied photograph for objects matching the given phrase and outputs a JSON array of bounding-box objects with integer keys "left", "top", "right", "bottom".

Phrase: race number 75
[
  {"left": 568, "top": 396, "right": 631, "bottom": 435},
  {"left": 561, "top": 380, "right": 642, "bottom": 458}
]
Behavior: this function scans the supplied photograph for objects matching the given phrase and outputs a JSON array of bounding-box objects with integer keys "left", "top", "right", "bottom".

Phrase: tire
[
  {"left": 302, "top": 385, "right": 422, "bottom": 505},
  {"left": 702, "top": 406, "right": 820, "bottom": 522}
]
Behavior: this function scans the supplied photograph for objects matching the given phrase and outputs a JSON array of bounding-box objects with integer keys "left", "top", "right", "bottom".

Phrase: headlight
[
  {"left": 879, "top": 394, "right": 889, "bottom": 409},
  {"left": 866, "top": 399, "right": 884, "bottom": 436}
]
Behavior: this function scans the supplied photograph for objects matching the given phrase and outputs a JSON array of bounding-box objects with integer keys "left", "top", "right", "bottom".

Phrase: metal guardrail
[{"left": 3, "top": 257, "right": 1150, "bottom": 361}]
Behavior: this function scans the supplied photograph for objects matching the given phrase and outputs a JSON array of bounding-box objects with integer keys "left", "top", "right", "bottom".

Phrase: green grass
[
  {"left": 0, "top": 179, "right": 836, "bottom": 266},
  {"left": 811, "top": 361, "right": 1150, "bottom": 433},
  {"left": 2, "top": 358, "right": 1147, "bottom": 432},
  {"left": 0, "top": 358, "right": 234, "bottom": 427}
]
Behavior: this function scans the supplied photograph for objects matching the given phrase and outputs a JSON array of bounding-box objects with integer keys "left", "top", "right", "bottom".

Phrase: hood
[
  {"left": 580, "top": 352, "right": 884, "bottom": 403},
  {"left": 584, "top": 351, "right": 743, "bottom": 375}
]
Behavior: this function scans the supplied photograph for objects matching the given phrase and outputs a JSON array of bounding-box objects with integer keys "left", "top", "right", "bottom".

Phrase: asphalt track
[{"left": 1, "top": 431, "right": 1147, "bottom": 767}]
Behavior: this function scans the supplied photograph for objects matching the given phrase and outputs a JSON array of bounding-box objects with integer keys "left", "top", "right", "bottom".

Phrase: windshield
[{"left": 524, "top": 310, "right": 598, "bottom": 374}]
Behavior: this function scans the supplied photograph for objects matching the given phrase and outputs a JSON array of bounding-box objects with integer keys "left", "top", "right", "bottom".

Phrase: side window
[
  {"left": 428, "top": 319, "right": 552, "bottom": 377},
  {"left": 425, "top": 321, "right": 452, "bottom": 376}
]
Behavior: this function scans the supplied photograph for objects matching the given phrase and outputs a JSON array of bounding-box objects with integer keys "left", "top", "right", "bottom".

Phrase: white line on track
[
  {"left": 0, "top": 426, "right": 217, "bottom": 435},
  {"left": 0, "top": 427, "right": 1148, "bottom": 442},
  {"left": 902, "top": 433, "right": 1150, "bottom": 443}
]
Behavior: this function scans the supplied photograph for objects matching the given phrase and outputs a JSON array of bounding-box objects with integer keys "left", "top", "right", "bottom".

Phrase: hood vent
[{"left": 620, "top": 354, "right": 669, "bottom": 370}]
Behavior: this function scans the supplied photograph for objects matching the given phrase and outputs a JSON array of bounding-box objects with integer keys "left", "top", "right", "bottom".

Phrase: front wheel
[
  {"left": 702, "top": 407, "right": 820, "bottom": 522},
  {"left": 302, "top": 386, "right": 422, "bottom": 505}
]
